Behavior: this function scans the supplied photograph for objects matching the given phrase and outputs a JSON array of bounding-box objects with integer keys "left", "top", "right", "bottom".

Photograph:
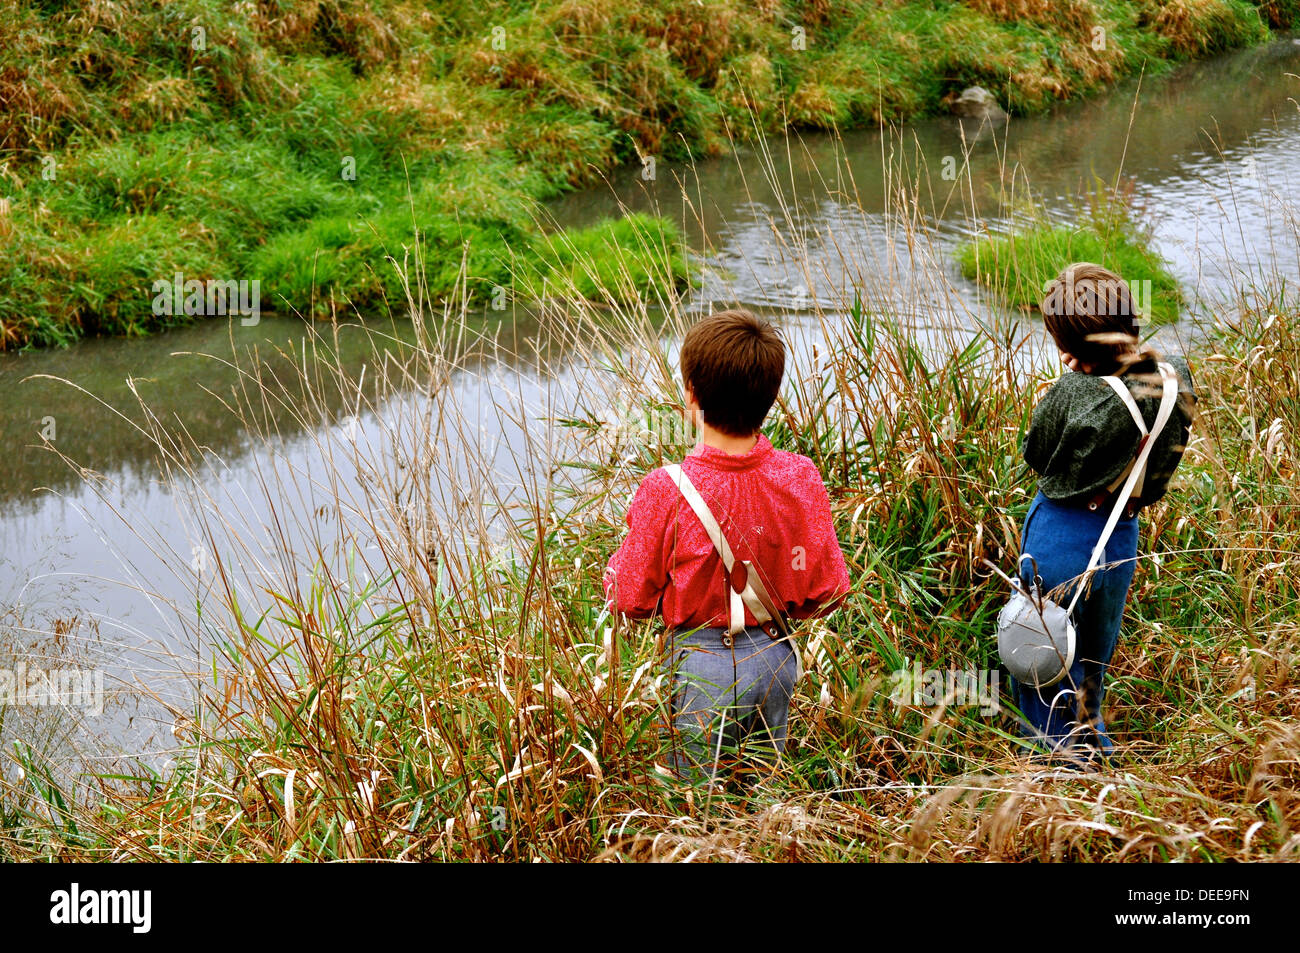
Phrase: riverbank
[
  {"left": 1, "top": 0, "right": 1293, "bottom": 349},
  {"left": 1, "top": 253, "right": 1295, "bottom": 860}
]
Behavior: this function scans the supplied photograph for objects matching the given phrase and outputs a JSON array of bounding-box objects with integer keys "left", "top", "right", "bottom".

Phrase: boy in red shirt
[{"left": 603, "top": 309, "right": 850, "bottom": 780}]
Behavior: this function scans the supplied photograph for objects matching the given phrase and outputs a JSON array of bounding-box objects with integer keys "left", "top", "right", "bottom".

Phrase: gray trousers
[{"left": 665, "top": 626, "right": 799, "bottom": 779}]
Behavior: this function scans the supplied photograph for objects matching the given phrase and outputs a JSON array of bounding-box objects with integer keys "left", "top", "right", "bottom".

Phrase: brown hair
[
  {"left": 680, "top": 309, "right": 785, "bottom": 437},
  {"left": 1040, "top": 262, "right": 1148, "bottom": 375}
]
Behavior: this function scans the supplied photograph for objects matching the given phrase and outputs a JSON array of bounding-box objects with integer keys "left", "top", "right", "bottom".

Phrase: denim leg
[
  {"left": 1011, "top": 493, "right": 1080, "bottom": 751},
  {"left": 665, "top": 628, "right": 798, "bottom": 779},
  {"left": 1073, "top": 554, "right": 1136, "bottom": 755},
  {"left": 732, "top": 631, "right": 798, "bottom": 768},
  {"left": 666, "top": 631, "right": 741, "bottom": 779},
  {"left": 1013, "top": 675, "right": 1084, "bottom": 752},
  {"left": 1013, "top": 491, "right": 1138, "bottom": 756}
]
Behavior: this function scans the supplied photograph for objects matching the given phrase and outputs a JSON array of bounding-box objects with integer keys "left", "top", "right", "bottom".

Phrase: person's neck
[
  {"left": 1087, "top": 348, "right": 1143, "bottom": 376},
  {"left": 698, "top": 424, "right": 759, "bottom": 456}
]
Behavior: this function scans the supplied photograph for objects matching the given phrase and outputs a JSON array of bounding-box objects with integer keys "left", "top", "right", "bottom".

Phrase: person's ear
[{"left": 683, "top": 383, "right": 701, "bottom": 429}]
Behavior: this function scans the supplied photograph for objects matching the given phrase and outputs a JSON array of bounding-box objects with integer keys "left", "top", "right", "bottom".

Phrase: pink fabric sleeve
[
  {"left": 786, "top": 465, "right": 851, "bottom": 619},
  {"left": 603, "top": 472, "right": 671, "bottom": 619}
]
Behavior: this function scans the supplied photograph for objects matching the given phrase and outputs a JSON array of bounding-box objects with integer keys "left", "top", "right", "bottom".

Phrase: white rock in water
[{"left": 951, "top": 86, "right": 1008, "bottom": 122}]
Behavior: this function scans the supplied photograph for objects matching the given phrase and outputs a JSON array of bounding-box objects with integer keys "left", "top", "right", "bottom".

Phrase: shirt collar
[{"left": 686, "top": 433, "right": 773, "bottom": 470}]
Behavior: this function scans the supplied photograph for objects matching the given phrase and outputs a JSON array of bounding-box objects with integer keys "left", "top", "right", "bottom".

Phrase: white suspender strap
[
  {"left": 662, "top": 463, "right": 787, "bottom": 640},
  {"left": 1101, "top": 374, "right": 1148, "bottom": 435},
  {"left": 1101, "top": 373, "right": 1151, "bottom": 497},
  {"left": 662, "top": 464, "right": 736, "bottom": 569},
  {"left": 663, "top": 463, "right": 749, "bottom": 635},
  {"left": 1067, "top": 363, "right": 1179, "bottom": 613}
]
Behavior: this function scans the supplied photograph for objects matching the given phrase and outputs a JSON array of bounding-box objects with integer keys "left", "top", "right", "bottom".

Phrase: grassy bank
[
  {"left": 957, "top": 178, "right": 1186, "bottom": 323},
  {"left": 1, "top": 153, "right": 1296, "bottom": 861},
  {"left": 0, "top": 0, "right": 1292, "bottom": 348}
]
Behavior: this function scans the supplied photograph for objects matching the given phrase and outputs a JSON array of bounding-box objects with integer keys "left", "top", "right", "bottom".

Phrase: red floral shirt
[{"left": 603, "top": 434, "right": 851, "bottom": 630}]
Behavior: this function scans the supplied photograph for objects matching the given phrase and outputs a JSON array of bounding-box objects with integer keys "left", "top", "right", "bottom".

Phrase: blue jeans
[
  {"left": 1011, "top": 490, "right": 1139, "bottom": 757},
  {"left": 665, "top": 627, "right": 799, "bottom": 780}
]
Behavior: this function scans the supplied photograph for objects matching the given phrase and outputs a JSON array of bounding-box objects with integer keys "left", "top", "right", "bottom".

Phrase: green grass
[
  {"left": 1, "top": 0, "right": 1295, "bottom": 865},
  {"left": 0, "top": 0, "right": 1289, "bottom": 348},
  {"left": 3, "top": 275, "right": 1296, "bottom": 862},
  {"left": 956, "top": 181, "right": 1185, "bottom": 324}
]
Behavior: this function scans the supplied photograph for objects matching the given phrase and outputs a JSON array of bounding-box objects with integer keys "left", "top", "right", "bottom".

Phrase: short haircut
[
  {"left": 1040, "top": 262, "right": 1142, "bottom": 374},
  {"left": 680, "top": 309, "right": 785, "bottom": 437}
]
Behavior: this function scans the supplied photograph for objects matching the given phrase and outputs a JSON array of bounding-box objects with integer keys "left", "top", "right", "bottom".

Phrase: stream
[{"left": 1, "top": 36, "right": 1297, "bottom": 768}]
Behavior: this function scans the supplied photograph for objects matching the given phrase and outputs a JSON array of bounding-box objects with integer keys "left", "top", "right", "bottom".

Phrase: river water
[{"left": 1, "top": 37, "right": 1297, "bottom": 767}]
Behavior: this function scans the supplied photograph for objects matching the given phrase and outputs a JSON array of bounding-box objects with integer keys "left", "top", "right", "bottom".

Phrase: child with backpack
[{"left": 1014, "top": 262, "right": 1197, "bottom": 763}]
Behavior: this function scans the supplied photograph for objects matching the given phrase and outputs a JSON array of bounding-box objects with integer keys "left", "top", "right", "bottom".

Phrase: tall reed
[{"left": 2, "top": 116, "right": 1297, "bottom": 862}]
